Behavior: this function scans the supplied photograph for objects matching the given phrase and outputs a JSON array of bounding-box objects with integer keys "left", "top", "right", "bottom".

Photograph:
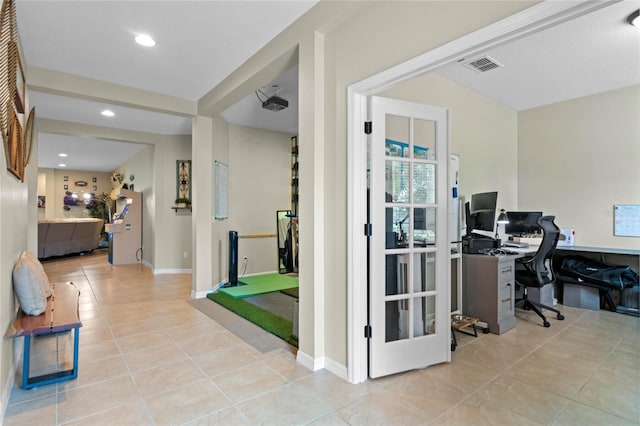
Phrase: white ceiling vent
[{"left": 464, "top": 56, "right": 503, "bottom": 73}]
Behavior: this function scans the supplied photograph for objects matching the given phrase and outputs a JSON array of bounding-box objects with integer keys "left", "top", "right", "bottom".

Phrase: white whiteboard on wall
[
  {"left": 214, "top": 161, "right": 228, "bottom": 220},
  {"left": 614, "top": 204, "right": 640, "bottom": 237}
]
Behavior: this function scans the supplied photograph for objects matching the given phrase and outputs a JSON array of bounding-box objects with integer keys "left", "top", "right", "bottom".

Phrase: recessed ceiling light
[
  {"left": 58, "top": 153, "right": 68, "bottom": 157},
  {"left": 628, "top": 10, "right": 640, "bottom": 27},
  {"left": 135, "top": 34, "right": 156, "bottom": 47},
  {"left": 58, "top": 163, "right": 67, "bottom": 167},
  {"left": 101, "top": 110, "right": 115, "bottom": 117}
]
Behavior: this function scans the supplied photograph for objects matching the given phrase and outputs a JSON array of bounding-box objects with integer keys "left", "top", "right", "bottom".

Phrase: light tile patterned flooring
[{"left": 3, "top": 251, "right": 639, "bottom": 425}]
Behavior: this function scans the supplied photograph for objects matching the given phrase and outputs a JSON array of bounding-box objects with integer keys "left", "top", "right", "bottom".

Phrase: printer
[{"left": 462, "top": 234, "right": 500, "bottom": 254}]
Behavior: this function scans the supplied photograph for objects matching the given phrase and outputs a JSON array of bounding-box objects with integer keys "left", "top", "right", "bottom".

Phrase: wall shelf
[{"left": 171, "top": 206, "right": 192, "bottom": 212}]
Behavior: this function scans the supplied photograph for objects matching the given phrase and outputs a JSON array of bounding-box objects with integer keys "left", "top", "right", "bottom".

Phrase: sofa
[{"left": 37, "top": 218, "right": 103, "bottom": 259}]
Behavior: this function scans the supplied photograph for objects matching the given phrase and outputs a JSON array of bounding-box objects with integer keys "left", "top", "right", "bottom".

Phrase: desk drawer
[
  {"left": 497, "top": 262, "right": 514, "bottom": 284},
  {"left": 498, "top": 281, "right": 514, "bottom": 320}
]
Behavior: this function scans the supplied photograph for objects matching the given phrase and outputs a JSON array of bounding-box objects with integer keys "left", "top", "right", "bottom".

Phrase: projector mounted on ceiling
[{"left": 262, "top": 95, "right": 289, "bottom": 112}]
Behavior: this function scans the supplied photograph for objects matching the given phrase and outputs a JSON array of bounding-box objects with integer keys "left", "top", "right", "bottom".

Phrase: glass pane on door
[
  {"left": 385, "top": 253, "right": 410, "bottom": 296},
  {"left": 385, "top": 161, "right": 409, "bottom": 203},
  {"left": 413, "top": 252, "right": 436, "bottom": 292},
  {"left": 385, "top": 115, "right": 410, "bottom": 158},
  {"left": 386, "top": 207, "right": 409, "bottom": 248},
  {"left": 413, "top": 163, "right": 435, "bottom": 204},
  {"left": 414, "top": 118, "right": 436, "bottom": 160},
  {"left": 413, "top": 207, "right": 436, "bottom": 246},
  {"left": 413, "top": 296, "right": 436, "bottom": 337},
  {"left": 386, "top": 299, "right": 410, "bottom": 342}
]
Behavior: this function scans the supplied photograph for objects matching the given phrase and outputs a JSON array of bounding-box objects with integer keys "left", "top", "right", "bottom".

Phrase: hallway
[{"left": 3, "top": 251, "right": 638, "bottom": 425}]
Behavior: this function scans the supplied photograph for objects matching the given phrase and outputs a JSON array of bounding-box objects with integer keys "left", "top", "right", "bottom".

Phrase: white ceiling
[
  {"left": 16, "top": 1, "right": 640, "bottom": 173},
  {"left": 17, "top": 0, "right": 316, "bottom": 172},
  {"left": 436, "top": 0, "right": 640, "bottom": 111}
]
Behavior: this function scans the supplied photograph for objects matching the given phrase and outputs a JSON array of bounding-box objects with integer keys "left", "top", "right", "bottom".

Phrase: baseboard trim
[
  {"left": 1, "top": 340, "right": 22, "bottom": 421},
  {"left": 296, "top": 350, "right": 321, "bottom": 371},
  {"left": 192, "top": 289, "right": 215, "bottom": 299},
  {"left": 296, "top": 352, "right": 348, "bottom": 381},
  {"left": 324, "top": 357, "right": 349, "bottom": 381}
]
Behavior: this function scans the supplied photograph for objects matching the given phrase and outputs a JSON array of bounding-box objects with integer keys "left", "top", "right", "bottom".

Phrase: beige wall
[
  {"left": 0, "top": 95, "right": 34, "bottom": 414},
  {"left": 37, "top": 168, "right": 112, "bottom": 219},
  {"left": 518, "top": 85, "right": 640, "bottom": 249},
  {"left": 228, "top": 125, "right": 292, "bottom": 275},
  {"left": 115, "top": 137, "right": 193, "bottom": 272}
]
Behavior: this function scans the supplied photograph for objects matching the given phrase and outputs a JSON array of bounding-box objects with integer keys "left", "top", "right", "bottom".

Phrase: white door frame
[{"left": 346, "top": 0, "right": 613, "bottom": 384}]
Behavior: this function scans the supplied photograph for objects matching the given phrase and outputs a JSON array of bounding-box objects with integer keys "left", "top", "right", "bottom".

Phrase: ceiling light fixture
[
  {"left": 628, "top": 10, "right": 640, "bottom": 27},
  {"left": 135, "top": 34, "right": 156, "bottom": 47},
  {"left": 58, "top": 163, "right": 67, "bottom": 167},
  {"left": 58, "top": 153, "right": 68, "bottom": 157},
  {"left": 101, "top": 110, "right": 115, "bottom": 117}
]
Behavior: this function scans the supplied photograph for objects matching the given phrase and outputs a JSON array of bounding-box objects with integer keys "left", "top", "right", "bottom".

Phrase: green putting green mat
[{"left": 219, "top": 273, "right": 298, "bottom": 298}]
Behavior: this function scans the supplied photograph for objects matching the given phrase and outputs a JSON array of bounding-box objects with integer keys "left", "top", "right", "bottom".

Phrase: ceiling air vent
[{"left": 464, "top": 56, "right": 503, "bottom": 73}]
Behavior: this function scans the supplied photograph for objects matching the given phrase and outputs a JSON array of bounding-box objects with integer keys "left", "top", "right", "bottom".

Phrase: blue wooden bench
[{"left": 4, "top": 282, "right": 82, "bottom": 389}]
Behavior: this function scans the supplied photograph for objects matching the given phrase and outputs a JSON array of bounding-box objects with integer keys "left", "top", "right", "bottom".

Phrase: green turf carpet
[
  {"left": 207, "top": 291, "right": 297, "bottom": 347},
  {"left": 219, "top": 273, "right": 298, "bottom": 298}
]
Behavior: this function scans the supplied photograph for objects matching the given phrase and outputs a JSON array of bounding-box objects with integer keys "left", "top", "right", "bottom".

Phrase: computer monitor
[
  {"left": 505, "top": 211, "right": 543, "bottom": 236},
  {"left": 465, "top": 191, "right": 498, "bottom": 235}
]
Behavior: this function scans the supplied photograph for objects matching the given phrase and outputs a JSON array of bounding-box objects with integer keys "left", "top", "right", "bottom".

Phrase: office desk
[
  {"left": 462, "top": 252, "right": 528, "bottom": 334},
  {"left": 554, "top": 246, "right": 640, "bottom": 274},
  {"left": 554, "top": 246, "right": 640, "bottom": 312}
]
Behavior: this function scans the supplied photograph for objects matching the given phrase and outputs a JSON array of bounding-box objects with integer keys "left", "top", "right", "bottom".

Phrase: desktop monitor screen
[
  {"left": 466, "top": 191, "right": 498, "bottom": 234},
  {"left": 505, "top": 211, "right": 543, "bottom": 236}
]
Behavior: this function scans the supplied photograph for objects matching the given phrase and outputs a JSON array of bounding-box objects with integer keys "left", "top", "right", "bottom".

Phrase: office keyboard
[
  {"left": 488, "top": 248, "right": 520, "bottom": 256},
  {"left": 503, "top": 242, "right": 529, "bottom": 248}
]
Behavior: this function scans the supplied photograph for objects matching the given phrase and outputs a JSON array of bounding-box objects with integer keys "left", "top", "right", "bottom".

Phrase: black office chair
[{"left": 514, "top": 215, "right": 565, "bottom": 327}]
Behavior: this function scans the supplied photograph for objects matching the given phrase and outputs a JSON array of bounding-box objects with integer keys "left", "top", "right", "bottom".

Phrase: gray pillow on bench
[{"left": 12, "top": 251, "right": 51, "bottom": 315}]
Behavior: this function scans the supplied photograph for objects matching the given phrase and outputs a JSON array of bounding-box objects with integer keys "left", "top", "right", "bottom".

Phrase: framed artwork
[
  {"left": 92, "top": 177, "right": 97, "bottom": 182},
  {"left": 176, "top": 160, "right": 191, "bottom": 201},
  {"left": 37, "top": 196, "right": 45, "bottom": 208},
  {"left": 6, "top": 112, "right": 23, "bottom": 180},
  {"left": 13, "top": 43, "right": 24, "bottom": 113},
  {"left": 64, "top": 176, "right": 68, "bottom": 181},
  {"left": 22, "top": 107, "right": 34, "bottom": 167},
  {"left": 64, "top": 184, "right": 68, "bottom": 190}
]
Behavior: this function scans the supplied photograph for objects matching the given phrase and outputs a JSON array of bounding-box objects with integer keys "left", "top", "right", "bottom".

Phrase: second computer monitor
[
  {"left": 466, "top": 191, "right": 498, "bottom": 235},
  {"left": 505, "top": 211, "right": 543, "bottom": 236}
]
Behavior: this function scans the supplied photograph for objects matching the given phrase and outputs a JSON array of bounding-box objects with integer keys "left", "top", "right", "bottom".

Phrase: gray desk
[
  {"left": 554, "top": 246, "right": 640, "bottom": 311},
  {"left": 554, "top": 246, "right": 640, "bottom": 274},
  {"left": 462, "top": 253, "right": 525, "bottom": 334}
]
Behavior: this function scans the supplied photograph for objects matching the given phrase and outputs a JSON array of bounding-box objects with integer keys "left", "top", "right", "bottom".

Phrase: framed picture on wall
[
  {"left": 64, "top": 184, "right": 68, "bottom": 190},
  {"left": 64, "top": 176, "right": 68, "bottom": 181},
  {"left": 176, "top": 160, "right": 191, "bottom": 201},
  {"left": 6, "top": 112, "right": 23, "bottom": 181},
  {"left": 92, "top": 177, "right": 97, "bottom": 182},
  {"left": 13, "top": 45, "right": 25, "bottom": 114}
]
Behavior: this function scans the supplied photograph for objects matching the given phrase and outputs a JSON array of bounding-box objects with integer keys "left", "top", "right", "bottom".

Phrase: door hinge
[
  {"left": 364, "top": 121, "right": 372, "bottom": 135},
  {"left": 364, "top": 223, "right": 372, "bottom": 236},
  {"left": 364, "top": 325, "right": 372, "bottom": 338}
]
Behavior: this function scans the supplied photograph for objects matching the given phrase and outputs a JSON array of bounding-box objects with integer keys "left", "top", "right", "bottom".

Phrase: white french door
[{"left": 369, "top": 96, "right": 450, "bottom": 378}]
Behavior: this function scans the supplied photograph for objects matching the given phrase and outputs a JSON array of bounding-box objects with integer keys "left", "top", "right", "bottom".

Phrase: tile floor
[{"left": 3, "top": 251, "right": 639, "bottom": 425}]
